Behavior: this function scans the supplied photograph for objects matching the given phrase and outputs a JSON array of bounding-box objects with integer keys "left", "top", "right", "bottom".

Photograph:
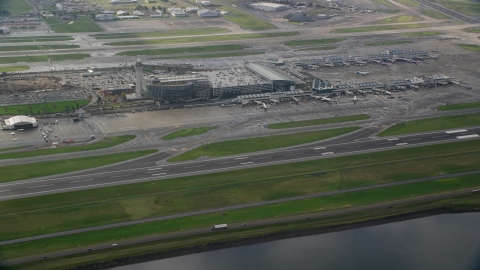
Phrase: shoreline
[{"left": 69, "top": 207, "right": 479, "bottom": 270}]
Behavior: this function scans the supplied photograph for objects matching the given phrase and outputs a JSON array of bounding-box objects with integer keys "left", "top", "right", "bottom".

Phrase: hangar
[
  {"left": 2, "top": 115, "right": 38, "bottom": 130},
  {"left": 251, "top": 2, "right": 289, "bottom": 12}
]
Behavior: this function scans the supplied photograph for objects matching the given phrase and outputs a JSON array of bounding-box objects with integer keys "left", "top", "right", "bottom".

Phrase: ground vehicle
[{"left": 211, "top": 224, "right": 227, "bottom": 230}]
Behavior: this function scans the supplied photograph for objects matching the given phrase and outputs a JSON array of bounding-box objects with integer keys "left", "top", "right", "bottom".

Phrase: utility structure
[{"left": 135, "top": 59, "right": 144, "bottom": 96}]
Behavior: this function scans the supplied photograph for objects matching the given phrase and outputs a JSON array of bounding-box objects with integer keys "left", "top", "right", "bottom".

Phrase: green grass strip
[
  {"left": 371, "top": 15, "right": 422, "bottom": 24},
  {"left": 0, "top": 146, "right": 25, "bottom": 153},
  {"left": 401, "top": 31, "right": 442, "bottom": 36},
  {"left": 464, "top": 27, "right": 480, "bottom": 33},
  {"left": 421, "top": 9, "right": 450, "bottom": 19},
  {"left": 169, "top": 126, "right": 360, "bottom": 162},
  {"left": 0, "top": 36, "right": 74, "bottom": 43},
  {"left": 378, "top": 112, "right": 480, "bottom": 136},
  {"left": 365, "top": 40, "right": 413, "bottom": 46},
  {"left": 91, "top": 28, "right": 228, "bottom": 39},
  {"left": 284, "top": 38, "right": 345, "bottom": 47},
  {"left": 268, "top": 115, "right": 369, "bottom": 129},
  {"left": 0, "top": 65, "right": 30, "bottom": 72},
  {"left": 220, "top": 6, "right": 277, "bottom": 30},
  {"left": 117, "top": 44, "right": 246, "bottom": 56},
  {"left": 0, "top": 150, "right": 157, "bottom": 184},
  {"left": 371, "top": 0, "right": 394, "bottom": 7},
  {"left": 45, "top": 18, "right": 103, "bottom": 33},
  {"left": 154, "top": 51, "right": 264, "bottom": 59},
  {"left": 393, "top": 0, "right": 419, "bottom": 7},
  {"left": 107, "top": 32, "right": 298, "bottom": 46},
  {"left": 0, "top": 100, "right": 89, "bottom": 115},
  {"left": 333, "top": 23, "right": 431, "bottom": 33},
  {"left": 0, "top": 135, "right": 135, "bottom": 160},
  {"left": 437, "top": 102, "right": 480, "bottom": 111},
  {"left": 0, "top": 54, "right": 90, "bottom": 64},
  {"left": 457, "top": 44, "right": 480, "bottom": 52},
  {"left": 162, "top": 127, "right": 217, "bottom": 140},
  {"left": 0, "top": 45, "right": 79, "bottom": 52}
]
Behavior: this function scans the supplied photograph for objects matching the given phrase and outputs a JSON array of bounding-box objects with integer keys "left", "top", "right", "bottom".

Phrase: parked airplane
[
  {"left": 10, "top": 132, "right": 16, "bottom": 135},
  {"left": 291, "top": 97, "right": 300, "bottom": 104},
  {"left": 356, "top": 70, "right": 369, "bottom": 76},
  {"left": 353, "top": 96, "right": 357, "bottom": 104},
  {"left": 257, "top": 102, "right": 270, "bottom": 112}
]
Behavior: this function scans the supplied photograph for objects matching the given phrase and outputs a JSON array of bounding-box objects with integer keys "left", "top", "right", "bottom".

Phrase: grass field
[
  {"left": 0, "top": 100, "right": 89, "bottom": 115},
  {"left": 268, "top": 115, "right": 369, "bottom": 129},
  {"left": 117, "top": 44, "right": 247, "bottom": 56},
  {"left": 298, "top": 46, "right": 337, "bottom": 51},
  {"left": 219, "top": 6, "right": 277, "bottom": 30},
  {"left": 0, "top": 150, "right": 156, "bottom": 184},
  {"left": 0, "top": 36, "right": 74, "bottom": 43},
  {"left": 0, "top": 65, "right": 30, "bottom": 72},
  {"left": 365, "top": 40, "right": 413, "bottom": 46},
  {"left": 333, "top": 23, "right": 431, "bottom": 33},
  {"left": 464, "top": 27, "right": 480, "bottom": 33},
  {"left": 437, "top": 102, "right": 480, "bottom": 111},
  {"left": 91, "top": 28, "right": 228, "bottom": 39},
  {"left": 401, "top": 31, "right": 443, "bottom": 36},
  {"left": 457, "top": 44, "right": 480, "bottom": 51},
  {"left": 420, "top": 9, "right": 450, "bottom": 19},
  {"left": 0, "top": 45, "right": 80, "bottom": 52},
  {"left": 154, "top": 51, "right": 265, "bottom": 59},
  {"left": 45, "top": 18, "right": 103, "bottom": 33},
  {"left": 377, "top": 9, "right": 400, "bottom": 13},
  {"left": 107, "top": 32, "right": 298, "bottom": 46},
  {"left": 284, "top": 38, "right": 345, "bottom": 46},
  {"left": 431, "top": 0, "right": 480, "bottom": 16},
  {"left": 0, "top": 0, "right": 30, "bottom": 13},
  {"left": 0, "top": 53, "right": 90, "bottom": 64},
  {"left": 0, "top": 135, "right": 135, "bottom": 160},
  {"left": 0, "top": 146, "right": 24, "bottom": 153},
  {"left": 393, "top": 0, "right": 420, "bottom": 7},
  {"left": 168, "top": 126, "right": 360, "bottom": 162},
  {"left": 372, "top": 15, "right": 422, "bottom": 24},
  {"left": 372, "top": 0, "right": 395, "bottom": 7},
  {"left": 378, "top": 112, "right": 480, "bottom": 136},
  {"left": 162, "top": 127, "right": 217, "bottom": 140}
]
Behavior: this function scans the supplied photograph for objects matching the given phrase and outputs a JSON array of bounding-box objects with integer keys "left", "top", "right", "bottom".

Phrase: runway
[{"left": 0, "top": 126, "right": 479, "bottom": 201}]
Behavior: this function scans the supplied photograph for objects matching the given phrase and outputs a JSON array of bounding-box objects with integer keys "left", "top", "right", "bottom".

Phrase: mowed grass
[
  {"left": 0, "top": 54, "right": 90, "bottom": 64},
  {"left": 457, "top": 44, "right": 480, "bottom": 51},
  {"left": 365, "top": 40, "right": 413, "bottom": 46},
  {"left": 0, "top": 65, "right": 30, "bottom": 72},
  {"left": 372, "top": 0, "right": 395, "bottom": 7},
  {"left": 284, "top": 38, "right": 345, "bottom": 46},
  {"left": 421, "top": 9, "right": 450, "bottom": 19},
  {"left": 378, "top": 112, "right": 480, "bottom": 136},
  {"left": 298, "top": 46, "right": 337, "bottom": 51},
  {"left": 333, "top": 23, "right": 431, "bottom": 33},
  {"left": 107, "top": 32, "right": 298, "bottom": 46},
  {"left": 393, "top": 0, "right": 420, "bottom": 7},
  {"left": 0, "top": 0, "right": 30, "bottom": 13},
  {"left": 168, "top": 126, "right": 360, "bottom": 162},
  {"left": 220, "top": 6, "right": 277, "bottom": 30},
  {"left": 0, "top": 146, "right": 25, "bottom": 153},
  {"left": 0, "top": 149, "right": 156, "bottom": 184},
  {"left": 431, "top": 0, "right": 480, "bottom": 16},
  {"left": 0, "top": 44, "right": 79, "bottom": 52},
  {"left": 3, "top": 172, "right": 480, "bottom": 259},
  {"left": 437, "top": 102, "right": 480, "bottom": 111},
  {"left": 0, "top": 36, "right": 74, "bottom": 43},
  {"left": 162, "top": 127, "right": 217, "bottom": 140},
  {"left": 0, "top": 135, "right": 135, "bottom": 160},
  {"left": 45, "top": 18, "right": 103, "bottom": 33},
  {"left": 0, "top": 100, "right": 89, "bottom": 115},
  {"left": 154, "top": 51, "right": 265, "bottom": 59},
  {"left": 402, "top": 31, "right": 443, "bottom": 36},
  {"left": 117, "top": 44, "right": 247, "bottom": 56},
  {"left": 91, "top": 28, "right": 228, "bottom": 39},
  {"left": 371, "top": 15, "right": 422, "bottom": 24},
  {"left": 464, "top": 27, "right": 480, "bottom": 33},
  {"left": 268, "top": 114, "right": 369, "bottom": 129}
]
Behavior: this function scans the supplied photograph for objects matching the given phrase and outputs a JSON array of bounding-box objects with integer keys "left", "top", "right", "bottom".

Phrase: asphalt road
[{"left": 0, "top": 126, "right": 479, "bottom": 201}]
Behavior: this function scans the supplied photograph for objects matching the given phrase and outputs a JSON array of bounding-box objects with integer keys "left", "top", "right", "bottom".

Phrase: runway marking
[
  {"left": 457, "top": 134, "right": 479, "bottom": 139},
  {"left": 396, "top": 143, "right": 408, "bottom": 146},
  {"left": 148, "top": 167, "right": 163, "bottom": 171},
  {"left": 218, "top": 161, "right": 236, "bottom": 165},
  {"left": 0, "top": 190, "right": 10, "bottom": 193},
  {"left": 322, "top": 152, "right": 334, "bottom": 155},
  {"left": 70, "top": 179, "right": 95, "bottom": 183},
  {"left": 152, "top": 173, "right": 167, "bottom": 176},
  {"left": 284, "top": 153, "right": 303, "bottom": 157},
  {"left": 109, "top": 174, "right": 132, "bottom": 179},
  {"left": 235, "top": 157, "right": 248, "bottom": 160},
  {"left": 387, "top": 138, "right": 399, "bottom": 141},
  {"left": 313, "top": 147, "right": 326, "bottom": 150},
  {"left": 446, "top": 129, "right": 468, "bottom": 134},
  {"left": 404, "top": 138, "right": 421, "bottom": 141},
  {"left": 346, "top": 145, "right": 364, "bottom": 149},
  {"left": 240, "top": 162, "right": 254, "bottom": 165},
  {"left": 432, "top": 135, "right": 448, "bottom": 138},
  {"left": 184, "top": 165, "right": 205, "bottom": 169},
  {"left": 28, "top": 184, "right": 53, "bottom": 189}
]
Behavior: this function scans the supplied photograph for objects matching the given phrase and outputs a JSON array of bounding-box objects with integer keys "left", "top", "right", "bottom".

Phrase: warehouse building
[
  {"left": 95, "top": 14, "right": 115, "bottom": 20},
  {"left": 146, "top": 74, "right": 210, "bottom": 102},
  {"left": 251, "top": 2, "right": 289, "bottom": 11},
  {"left": 197, "top": 9, "right": 219, "bottom": 17},
  {"left": 2, "top": 115, "right": 38, "bottom": 130}
]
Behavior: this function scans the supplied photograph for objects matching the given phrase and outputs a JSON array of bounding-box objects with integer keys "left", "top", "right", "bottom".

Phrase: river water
[{"left": 113, "top": 212, "right": 480, "bottom": 270}]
